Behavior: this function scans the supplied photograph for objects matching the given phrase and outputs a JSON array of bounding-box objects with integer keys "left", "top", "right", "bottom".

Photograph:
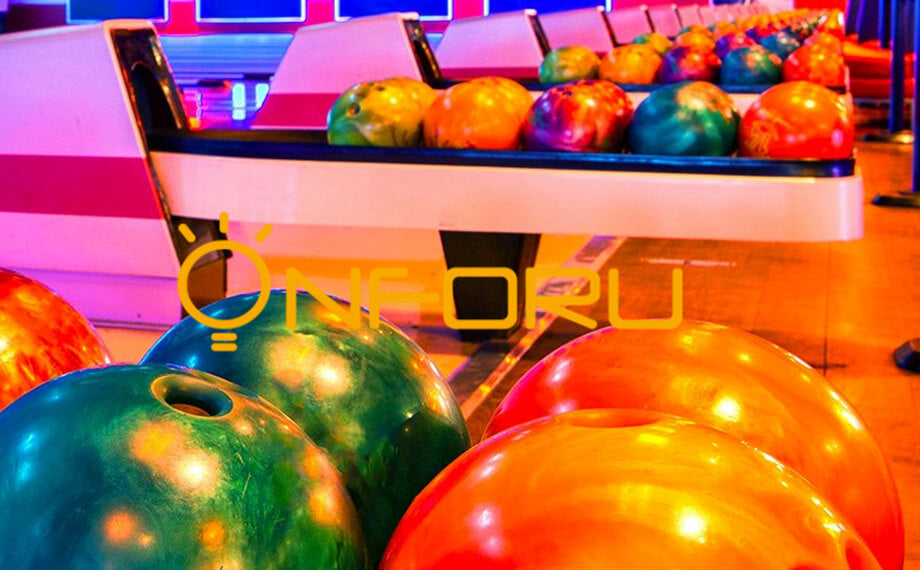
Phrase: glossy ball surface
[
  {"left": 142, "top": 290, "right": 470, "bottom": 564},
  {"left": 0, "top": 365, "right": 366, "bottom": 569},
  {"left": 719, "top": 46, "right": 782, "bottom": 85},
  {"left": 0, "top": 269, "right": 110, "bottom": 410},
  {"left": 383, "top": 409, "right": 882, "bottom": 570},
  {"left": 783, "top": 44, "right": 846, "bottom": 86},
  {"left": 714, "top": 31, "right": 756, "bottom": 60},
  {"left": 539, "top": 46, "right": 600, "bottom": 84},
  {"left": 484, "top": 321, "right": 902, "bottom": 570},
  {"left": 599, "top": 44, "right": 662, "bottom": 84},
  {"left": 327, "top": 77, "right": 437, "bottom": 147},
  {"left": 674, "top": 30, "right": 716, "bottom": 53},
  {"left": 628, "top": 81, "right": 739, "bottom": 156},
  {"left": 633, "top": 32, "right": 672, "bottom": 56},
  {"left": 758, "top": 30, "right": 802, "bottom": 60},
  {"left": 657, "top": 47, "right": 722, "bottom": 83},
  {"left": 522, "top": 79, "right": 633, "bottom": 152},
  {"left": 740, "top": 81, "right": 854, "bottom": 159},
  {"left": 422, "top": 77, "right": 534, "bottom": 150}
]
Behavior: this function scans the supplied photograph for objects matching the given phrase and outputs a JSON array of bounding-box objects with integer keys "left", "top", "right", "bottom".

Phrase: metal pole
[
  {"left": 913, "top": 0, "right": 919, "bottom": 194},
  {"left": 891, "top": 0, "right": 908, "bottom": 133}
]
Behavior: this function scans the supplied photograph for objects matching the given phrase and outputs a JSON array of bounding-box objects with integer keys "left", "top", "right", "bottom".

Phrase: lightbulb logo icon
[{"left": 177, "top": 212, "right": 273, "bottom": 352}]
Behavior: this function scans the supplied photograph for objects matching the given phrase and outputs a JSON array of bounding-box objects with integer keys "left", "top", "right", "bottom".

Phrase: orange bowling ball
[
  {"left": 483, "top": 322, "right": 902, "bottom": 570},
  {"left": 804, "top": 31, "right": 844, "bottom": 53},
  {"left": 599, "top": 44, "right": 662, "bottom": 84},
  {"left": 383, "top": 409, "right": 882, "bottom": 570},
  {"left": 674, "top": 30, "right": 716, "bottom": 53},
  {"left": 0, "top": 269, "right": 110, "bottom": 410},
  {"left": 783, "top": 44, "right": 847, "bottom": 86},
  {"left": 423, "top": 77, "right": 534, "bottom": 150},
  {"left": 740, "top": 81, "right": 854, "bottom": 159}
]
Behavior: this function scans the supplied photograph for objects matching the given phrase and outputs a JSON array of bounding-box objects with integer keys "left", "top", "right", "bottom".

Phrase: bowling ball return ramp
[{"left": 0, "top": 21, "right": 864, "bottom": 337}]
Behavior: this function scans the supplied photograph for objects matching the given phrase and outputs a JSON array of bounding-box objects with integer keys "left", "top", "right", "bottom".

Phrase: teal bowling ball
[
  {"left": 720, "top": 46, "right": 782, "bottom": 85},
  {"left": 142, "top": 290, "right": 471, "bottom": 565},
  {"left": 628, "top": 81, "right": 740, "bottom": 156},
  {"left": 0, "top": 365, "right": 366, "bottom": 570},
  {"left": 759, "top": 31, "right": 802, "bottom": 60}
]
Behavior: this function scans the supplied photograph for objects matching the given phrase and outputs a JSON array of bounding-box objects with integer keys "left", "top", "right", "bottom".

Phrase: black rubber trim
[{"left": 146, "top": 129, "right": 855, "bottom": 178}]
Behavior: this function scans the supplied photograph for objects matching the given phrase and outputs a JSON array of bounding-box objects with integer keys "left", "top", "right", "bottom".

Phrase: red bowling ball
[
  {"left": 0, "top": 268, "right": 110, "bottom": 410},
  {"left": 383, "top": 409, "right": 883, "bottom": 570},
  {"left": 483, "top": 322, "right": 902, "bottom": 570},
  {"left": 783, "top": 44, "right": 847, "bottom": 86},
  {"left": 740, "top": 81, "right": 854, "bottom": 159}
]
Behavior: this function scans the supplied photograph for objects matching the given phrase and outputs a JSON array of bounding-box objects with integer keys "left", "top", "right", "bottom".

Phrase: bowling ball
[
  {"left": 720, "top": 46, "right": 782, "bottom": 85},
  {"left": 674, "top": 30, "right": 716, "bottom": 53},
  {"left": 740, "top": 81, "right": 854, "bottom": 159},
  {"left": 714, "top": 31, "right": 756, "bottom": 60},
  {"left": 522, "top": 79, "right": 633, "bottom": 152},
  {"left": 679, "top": 24, "right": 711, "bottom": 37},
  {"left": 711, "top": 21, "right": 739, "bottom": 38},
  {"left": 817, "top": 8, "right": 846, "bottom": 38},
  {"left": 633, "top": 32, "right": 671, "bottom": 56},
  {"left": 142, "top": 290, "right": 470, "bottom": 564},
  {"left": 0, "top": 364, "right": 366, "bottom": 569},
  {"left": 423, "top": 77, "right": 534, "bottom": 150},
  {"left": 598, "top": 44, "right": 662, "bottom": 84},
  {"left": 382, "top": 409, "right": 883, "bottom": 570},
  {"left": 804, "top": 31, "right": 844, "bottom": 53},
  {"left": 539, "top": 46, "right": 600, "bottom": 84},
  {"left": 483, "top": 322, "right": 903, "bottom": 570},
  {"left": 745, "top": 24, "right": 779, "bottom": 42},
  {"left": 0, "top": 268, "right": 110, "bottom": 411},
  {"left": 758, "top": 30, "right": 802, "bottom": 60},
  {"left": 657, "top": 47, "right": 722, "bottom": 83},
  {"left": 327, "top": 77, "right": 437, "bottom": 147},
  {"left": 783, "top": 45, "right": 847, "bottom": 86},
  {"left": 628, "top": 81, "right": 739, "bottom": 156}
]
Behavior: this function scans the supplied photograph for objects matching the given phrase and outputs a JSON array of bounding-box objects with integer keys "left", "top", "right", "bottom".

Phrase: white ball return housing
[{"left": 0, "top": 21, "right": 864, "bottom": 336}]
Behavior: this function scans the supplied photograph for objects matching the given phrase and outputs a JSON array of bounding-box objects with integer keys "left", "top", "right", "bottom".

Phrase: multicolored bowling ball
[
  {"left": 142, "top": 290, "right": 470, "bottom": 564},
  {"left": 628, "top": 81, "right": 738, "bottom": 156},
  {"left": 538, "top": 46, "right": 600, "bottom": 84},
  {"left": 678, "top": 24, "right": 711, "bottom": 37},
  {"left": 744, "top": 24, "right": 779, "bottom": 42},
  {"left": 0, "top": 365, "right": 366, "bottom": 569},
  {"left": 758, "top": 30, "right": 802, "bottom": 60},
  {"left": 633, "top": 32, "right": 671, "bottom": 56},
  {"left": 817, "top": 8, "right": 846, "bottom": 38},
  {"left": 720, "top": 46, "right": 782, "bottom": 85},
  {"left": 599, "top": 44, "right": 662, "bottom": 84},
  {"left": 482, "top": 321, "right": 903, "bottom": 570},
  {"left": 804, "top": 31, "right": 844, "bottom": 53},
  {"left": 522, "top": 79, "right": 633, "bottom": 152},
  {"left": 711, "top": 21, "right": 739, "bottom": 38},
  {"left": 422, "top": 77, "right": 534, "bottom": 150},
  {"left": 327, "top": 77, "right": 436, "bottom": 147},
  {"left": 0, "top": 268, "right": 110, "bottom": 411},
  {"left": 740, "top": 81, "right": 854, "bottom": 159},
  {"left": 674, "top": 30, "right": 716, "bottom": 53},
  {"left": 783, "top": 45, "right": 847, "bottom": 86},
  {"left": 714, "top": 31, "right": 756, "bottom": 60},
  {"left": 657, "top": 47, "right": 722, "bottom": 83},
  {"left": 382, "top": 409, "right": 883, "bottom": 570}
]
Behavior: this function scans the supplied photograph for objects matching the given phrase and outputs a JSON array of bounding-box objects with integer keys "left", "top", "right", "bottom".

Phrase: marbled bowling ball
[
  {"left": 714, "top": 31, "right": 756, "bottom": 60},
  {"left": 674, "top": 30, "right": 716, "bottom": 53},
  {"left": 0, "top": 268, "right": 110, "bottom": 411},
  {"left": 657, "top": 47, "right": 722, "bottom": 83},
  {"left": 720, "top": 46, "right": 782, "bottom": 85},
  {"left": 382, "top": 409, "right": 882, "bottom": 570},
  {"left": 758, "top": 30, "right": 802, "bottom": 60},
  {"left": 0, "top": 365, "right": 366, "bottom": 570},
  {"left": 483, "top": 321, "right": 903, "bottom": 570},
  {"left": 599, "top": 44, "right": 662, "bottom": 84},
  {"left": 142, "top": 290, "right": 470, "bottom": 564},
  {"left": 628, "top": 81, "right": 739, "bottom": 156},
  {"left": 633, "top": 32, "right": 671, "bottom": 56},
  {"left": 327, "top": 77, "right": 437, "bottom": 147},
  {"left": 740, "top": 81, "right": 854, "bottom": 159},
  {"left": 422, "top": 77, "right": 534, "bottom": 150},
  {"left": 523, "top": 79, "right": 633, "bottom": 152},
  {"left": 539, "top": 46, "right": 600, "bottom": 84}
]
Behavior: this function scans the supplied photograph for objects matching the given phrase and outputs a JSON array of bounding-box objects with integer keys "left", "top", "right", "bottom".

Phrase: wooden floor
[{"left": 465, "top": 140, "right": 920, "bottom": 567}]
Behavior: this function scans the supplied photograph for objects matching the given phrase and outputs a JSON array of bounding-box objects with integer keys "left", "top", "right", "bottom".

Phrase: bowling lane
[{"left": 462, "top": 139, "right": 920, "bottom": 570}]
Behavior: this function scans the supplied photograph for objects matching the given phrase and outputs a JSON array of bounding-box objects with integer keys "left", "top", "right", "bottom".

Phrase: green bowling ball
[
  {"left": 539, "top": 46, "right": 601, "bottom": 84},
  {"left": 327, "top": 77, "right": 436, "bottom": 147},
  {"left": 0, "top": 365, "right": 366, "bottom": 570},
  {"left": 720, "top": 46, "right": 782, "bottom": 85},
  {"left": 628, "top": 81, "right": 740, "bottom": 156},
  {"left": 142, "top": 291, "right": 471, "bottom": 565}
]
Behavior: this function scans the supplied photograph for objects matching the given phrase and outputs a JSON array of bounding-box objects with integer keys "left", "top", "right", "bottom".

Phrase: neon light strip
[
  {"left": 66, "top": 0, "right": 169, "bottom": 24},
  {"left": 195, "top": 0, "right": 306, "bottom": 23},
  {"left": 483, "top": 0, "right": 612, "bottom": 17},
  {"left": 333, "top": 0, "right": 452, "bottom": 22}
]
